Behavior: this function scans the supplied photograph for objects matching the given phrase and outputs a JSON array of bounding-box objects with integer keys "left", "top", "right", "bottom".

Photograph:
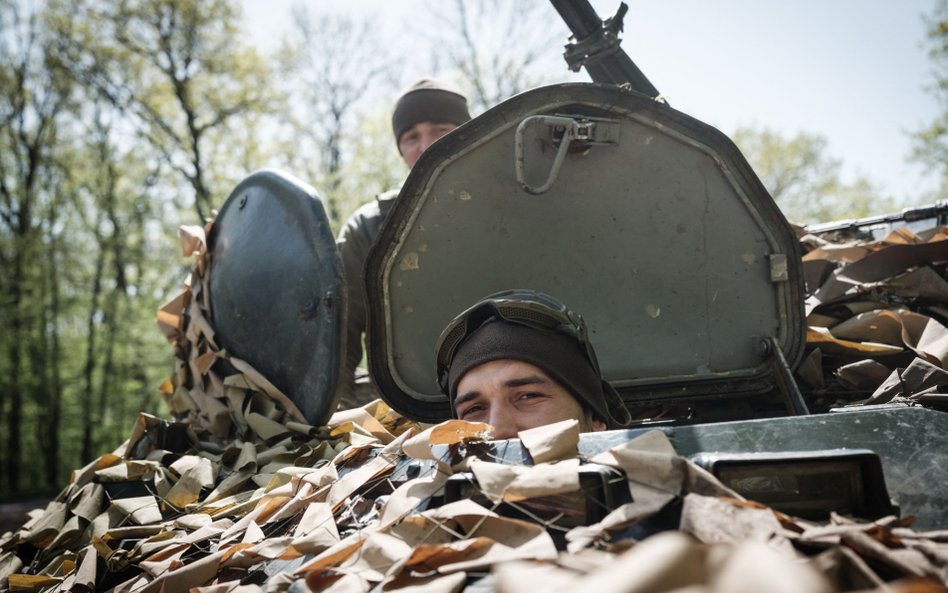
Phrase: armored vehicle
[
  {"left": 207, "top": 0, "right": 948, "bottom": 533},
  {"left": 7, "top": 3, "right": 948, "bottom": 592},
  {"left": 208, "top": 0, "right": 948, "bottom": 534}
]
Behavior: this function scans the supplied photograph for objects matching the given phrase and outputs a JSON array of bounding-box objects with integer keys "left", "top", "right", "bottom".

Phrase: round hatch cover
[{"left": 208, "top": 170, "right": 345, "bottom": 425}]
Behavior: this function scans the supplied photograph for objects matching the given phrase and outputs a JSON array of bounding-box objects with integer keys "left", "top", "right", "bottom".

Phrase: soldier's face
[
  {"left": 453, "top": 359, "right": 606, "bottom": 440},
  {"left": 398, "top": 121, "right": 458, "bottom": 169}
]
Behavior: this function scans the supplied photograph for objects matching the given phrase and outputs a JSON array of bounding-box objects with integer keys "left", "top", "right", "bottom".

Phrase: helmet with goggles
[{"left": 435, "top": 289, "right": 631, "bottom": 429}]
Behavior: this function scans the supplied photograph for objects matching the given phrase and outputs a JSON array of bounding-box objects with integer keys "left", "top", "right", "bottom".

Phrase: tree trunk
[
  {"left": 5, "top": 248, "right": 24, "bottom": 494},
  {"left": 43, "top": 214, "right": 64, "bottom": 488},
  {"left": 80, "top": 247, "right": 105, "bottom": 464},
  {"left": 97, "top": 288, "right": 120, "bottom": 448}
]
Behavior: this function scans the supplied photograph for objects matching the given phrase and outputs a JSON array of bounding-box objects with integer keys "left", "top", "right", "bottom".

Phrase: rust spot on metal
[{"left": 399, "top": 252, "right": 420, "bottom": 271}]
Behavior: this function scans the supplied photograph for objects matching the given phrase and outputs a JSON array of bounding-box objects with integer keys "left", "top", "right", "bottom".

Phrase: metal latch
[
  {"left": 514, "top": 115, "right": 620, "bottom": 195},
  {"left": 769, "top": 254, "right": 789, "bottom": 282}
]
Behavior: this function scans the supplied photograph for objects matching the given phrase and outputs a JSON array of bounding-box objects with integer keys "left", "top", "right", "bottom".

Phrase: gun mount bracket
[{"left": 562, "top": 2, "right": 628, "bottom": 72}]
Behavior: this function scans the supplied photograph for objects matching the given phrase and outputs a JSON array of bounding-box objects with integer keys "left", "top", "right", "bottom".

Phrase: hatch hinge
[{"left": 514, "top": 115, "right": 620, "bottom": 195}]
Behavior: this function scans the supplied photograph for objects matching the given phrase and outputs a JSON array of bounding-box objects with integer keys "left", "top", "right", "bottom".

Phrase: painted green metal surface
[
  {"left": 367, "top": 83, "right": 805, "bottom": 423},
  {"left": 208, "top": 170, "right": 345, "bottom": 426},
  {"left": 425, "top": 405, "right": 948, "bottom": 529}
]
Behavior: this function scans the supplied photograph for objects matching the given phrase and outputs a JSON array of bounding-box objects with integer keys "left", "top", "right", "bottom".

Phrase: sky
[
  {"left": 242, "top": 0, "right": 943, "bottom": 205},
  {"left": 621, "top": 1, "right": 942, "bottom": 203}
]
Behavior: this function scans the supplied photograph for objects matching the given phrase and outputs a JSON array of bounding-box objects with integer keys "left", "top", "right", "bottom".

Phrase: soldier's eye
[{"left": 459, "top": 405, "right": 483, "bottom": 418}]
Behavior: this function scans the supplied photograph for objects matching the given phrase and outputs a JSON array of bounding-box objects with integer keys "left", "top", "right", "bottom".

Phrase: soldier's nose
[
  {"left": 485, "top": 409, "right": 517, "bottom": 440},
  {"left": 420, "top": 131, "right": 443, "bottom": 153}
]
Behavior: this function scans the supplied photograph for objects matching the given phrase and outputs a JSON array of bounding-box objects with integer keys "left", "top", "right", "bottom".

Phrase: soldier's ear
[{"left": 583, "top": 409, "right": 606, "bottom": 433}]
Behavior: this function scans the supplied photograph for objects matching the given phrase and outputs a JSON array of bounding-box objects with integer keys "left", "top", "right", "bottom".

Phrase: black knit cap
[
  {"left": 437, "top": 292, "right": 632, "bottom": 430},
  {"left": 391, "top": 78, "right": 471, "bottom": 147}
]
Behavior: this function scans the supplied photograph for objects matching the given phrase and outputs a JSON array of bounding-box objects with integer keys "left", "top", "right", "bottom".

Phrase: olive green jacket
[{"left": 334, "top": 188, "right": 398, "bottom": 409}]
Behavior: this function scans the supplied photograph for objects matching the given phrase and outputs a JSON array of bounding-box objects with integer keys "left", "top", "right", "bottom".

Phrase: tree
[
  {"left": 913, "top": 0, "right": 948, "bottom": 193},
  {"left": 731, "top": 126, "right": 893, "bottom": 224},
  {"left": 0, "top": 0, "right": 74, "bottom": 493},
  {"left": 270, "top": 6, "right": 399, "bottom": 228},
  {"left": 425, "top": 0, "right": 564, "bottom": 112},
  {"left": 48, "top": 0, "right": 277, "bottom": 220},
  {"left": 1, "top": 0, "right": 186, "bottom": 495},
  {"left": 334, "top": 109, "right": 408, "bottom": 220}
]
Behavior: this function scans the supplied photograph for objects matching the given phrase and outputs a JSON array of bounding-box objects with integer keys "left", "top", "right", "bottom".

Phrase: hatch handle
[
  {"left": 515, "top": 115, "right": 576, "bottom": 195},
  {"left": 514, "top": 115, "right": 620, "bottom": 195}
]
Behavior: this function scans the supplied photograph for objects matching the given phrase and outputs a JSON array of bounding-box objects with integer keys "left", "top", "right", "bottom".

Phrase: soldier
[
  {"left": 336, "top": 79, "right": 472, "bottom": 409},
  {"left": 435, "top": 290, "right": 632, "bottom": 439}
]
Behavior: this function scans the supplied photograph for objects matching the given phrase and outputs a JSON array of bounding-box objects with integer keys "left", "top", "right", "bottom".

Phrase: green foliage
[
  {"left": 913, "top": 0, "right": 948, "bottom": 193},
  {"left": 731, "top": 126, "right": 894, "bottom": 224},
  {"left": 46, "top": 0, "right": 280, "bottom": 220},
  {"left": 265, "top": 8, "right": 400, "bottom": 229},
  {"left": 0, "top": 0, "right": 75, "bottom": 493},
  {"left": 1, "top": 0, "right": 193, "bottom": 497},
  {"left": 330, "top": 108, "right": 410, "bottom": 233}
]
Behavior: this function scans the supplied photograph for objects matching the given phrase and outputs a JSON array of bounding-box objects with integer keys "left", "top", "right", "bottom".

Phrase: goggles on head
[{"left": 435, "top": 289, "right": 602, "bottom": 394}]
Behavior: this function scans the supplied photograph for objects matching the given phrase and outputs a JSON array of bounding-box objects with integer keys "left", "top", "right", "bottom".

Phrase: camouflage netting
[
  {"left": 3, "top": 222, "right": 948, "bottom": 593},
  {"left": 797, "top": 224, "right": 948, "bottom": 412}
]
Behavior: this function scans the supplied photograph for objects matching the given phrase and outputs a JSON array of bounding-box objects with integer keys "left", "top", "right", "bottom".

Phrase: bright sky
[
  {"left": 242, "top": 0, "right": 943, "bottom": 205},
  {"left": 623, "top": 1, "right": 941, "bottom": 204}
]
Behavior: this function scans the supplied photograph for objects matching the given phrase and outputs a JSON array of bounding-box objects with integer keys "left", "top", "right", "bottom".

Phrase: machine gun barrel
[
  {"left": 805, "top": 202, "right": 948, "bottom": 235},
  {"left": 550, "top": 0, "right": 660, "bottom": 98}
]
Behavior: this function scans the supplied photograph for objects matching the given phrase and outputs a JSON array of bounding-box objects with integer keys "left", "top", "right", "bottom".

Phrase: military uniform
[
  {"left": 334, "top": 78, "right": 471, "bottom": 411},
  {"left": 335, "top": 189, "right": 398, "bottom": 409}
]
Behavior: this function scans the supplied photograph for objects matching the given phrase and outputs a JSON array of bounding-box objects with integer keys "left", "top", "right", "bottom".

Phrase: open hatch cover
[
  {"left": 208, "top": 170, "right": 345, "bottom": 425},
  {"left": 367, "top": 83, "right": 805, "bottom": 423}
]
